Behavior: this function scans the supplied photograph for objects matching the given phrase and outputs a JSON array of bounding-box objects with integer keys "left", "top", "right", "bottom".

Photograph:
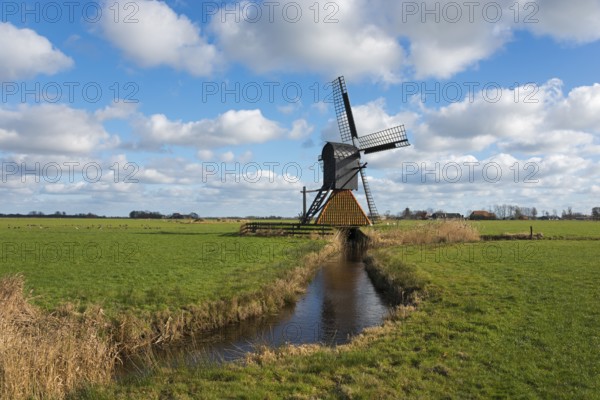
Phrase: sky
[{"left": 1, "top": 0, "right": 599, "bottom": 218}]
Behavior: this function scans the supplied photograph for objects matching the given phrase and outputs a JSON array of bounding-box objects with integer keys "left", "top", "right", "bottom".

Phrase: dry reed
[
  {"left": 0, "top": 237, "right": 341, "bottom": 399},
  {"left": 366, "top": 220, "right": 480, "bottom": 247},
  {"left": 0, "top": 274, "right": 118, "bottom": 400}
]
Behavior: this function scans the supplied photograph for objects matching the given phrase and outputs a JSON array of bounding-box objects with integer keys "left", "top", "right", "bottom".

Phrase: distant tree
[
  {"left": 562, "top": 207, "right": 574, "bottom": 220},
  {"left": 402, "top": 207, "right": 411, "bottom": 219},
  {"left": 493, "top": 204, "right": 515, "bottom": 220},
  {"left": 531, "top": 207, "right": 538, "bottom": 220},
  {"left": 129, "top": 210, "right": 163, "bottom": 219},
  {"left": 506, "top": 205, "right": 514, "bottom": 219},
  {"left": 514, "top": 207, "right": 523, "bottom": 219},
  {"left": 493, "top": 205, "right": 503, "bottom": 219},
  {"left": 415, "top": 210, "right": 428, "bottom": 220},
  {"left": 592, "top": 207, "right": 600, "bottom": 220}
]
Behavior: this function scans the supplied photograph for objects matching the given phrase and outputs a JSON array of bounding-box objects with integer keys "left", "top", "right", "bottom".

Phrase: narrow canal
[{"left": 124, "top": 236, "right": 390, "bottom": 373}]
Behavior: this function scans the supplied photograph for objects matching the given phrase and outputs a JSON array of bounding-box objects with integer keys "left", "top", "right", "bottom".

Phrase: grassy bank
[
  {"left": 379, "top": 219, "right": 600, "bottom": 239},
  {"left": 0, "top": 219, "right": 328, "bottom": 338},
  {"left": 76, "top": 222, "right": 600, "bottom": 399},
  {"left": 0, "top": 219, "right": 324, "bottom": 314},
  {"left": 0, "top": 218, "right": 335, "bottom": 399}
]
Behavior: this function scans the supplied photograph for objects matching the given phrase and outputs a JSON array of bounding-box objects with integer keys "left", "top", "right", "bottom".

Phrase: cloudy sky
[{"left": 1, "top": 0, "right": 599, "bottom": 217}]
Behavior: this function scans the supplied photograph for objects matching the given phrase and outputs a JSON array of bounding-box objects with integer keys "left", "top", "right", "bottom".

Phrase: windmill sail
[
  {"left": 357, "top": 125, "right": 410, "bottom": 154},
  {"left": 332, "top": 76, "right": 358, "bottom": 143},
  {"left": 358, "top": 165, "right": 380, "bottom": 222}
]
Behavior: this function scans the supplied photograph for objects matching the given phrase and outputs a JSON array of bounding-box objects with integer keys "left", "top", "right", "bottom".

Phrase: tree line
[
  {"left": 2, "top": 207, "right": 598, "bottom": 220},
  {"left": 383, "top": 205, "right": 600, "bottom": 221},
  {"left": 0, "top": 211, "right": 104, "bottom": 218}
]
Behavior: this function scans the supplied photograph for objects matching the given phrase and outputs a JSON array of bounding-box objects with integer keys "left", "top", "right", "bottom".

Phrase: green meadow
[
  {"left": 379, "top": 219, "right": 600, "bottom": 239},
  {"left": 74, "top": 220, "right": 600, "bottom": 399},
  {"left": 0, "top": 218, "right": 323, "bottom": 316},
  {"left": 1, "top": 218, "right": 599, "bottom": 398}
]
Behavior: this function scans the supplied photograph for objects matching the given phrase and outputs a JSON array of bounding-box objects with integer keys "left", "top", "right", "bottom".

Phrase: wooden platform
[{"left": 240, "top": 222, "right": 336, "bottom": 236}]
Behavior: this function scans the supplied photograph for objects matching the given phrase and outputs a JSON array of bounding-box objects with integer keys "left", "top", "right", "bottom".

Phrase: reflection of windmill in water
[{"left": 301, "top": 76, "right": 410, "bottom": 226}]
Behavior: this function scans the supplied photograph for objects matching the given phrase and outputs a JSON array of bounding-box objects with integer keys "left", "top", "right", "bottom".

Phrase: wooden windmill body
[{"left": 300, "top": 76, "right": 411, "bottom": 227}]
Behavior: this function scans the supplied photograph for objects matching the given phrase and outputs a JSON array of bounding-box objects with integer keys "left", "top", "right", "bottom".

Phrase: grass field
[
  {"left": 0, "top": 218, "right": 323, "bottom": 315},
  {"left": 379, "top": 219, "right": 600, "bottom": 239},
  {"left": 2, "top": 219, "right": 600, "bottom": 398},
  {"left": 0, "top": 218, "right": 330, "bottom": 399},
  {"left": 70, "top": 220, "right": 600, "bottom": 399}
]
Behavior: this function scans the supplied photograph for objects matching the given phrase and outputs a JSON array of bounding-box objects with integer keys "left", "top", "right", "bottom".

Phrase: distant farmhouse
[
  {"left": 431, "top": 212, "right": 463, "bottom": 220},
  {"left": 469, "top": 211, "right": 497, "bottom": 220}
]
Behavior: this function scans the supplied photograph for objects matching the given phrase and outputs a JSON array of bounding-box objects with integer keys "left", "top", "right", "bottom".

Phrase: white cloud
[
  {"left": 526, "top": 0, "right": 600, "bottom": 43},
  {"left": 220, "top": 151, "right": 235, "bottom": 162},
  {"left": 42, "top": 181, "right": 88, "bottom": 194},
  {"left": 312, "top": 101, "right": 330, "bottom": 114},
  {"left": 210, "top": 0, "right": 405, "bottom": 82},
  {"left": 0, "top": 104, "right": 120, "bottom": 155},
  {"left": 197, "top": 149, "right": 214, "bottom": 160},
  {"left": 0, "top": 22, "right": 73, "bottom": 80},
  {"left": 547, "top": 83, "right": 600, "bottom": 132},
  {"left": 289, "top": 119, "right": 314, "bottom": 140},
  {"left": 95, "top": 102, "right": 138, "bottom": 121},
  {"left": 217, "top": 150, "right": 254, "bottom": 163},
  {"left": 238, "top": 150, "right": 254, "bottom": 163},
  {"left": 387, "top": 1, "right": 513, "bottom": 79},
  {"left": 409, "top": 80, "right": 600, "bottom": 156},
  {"left": 98, "top": 0, "right": 220, "bottom": 76},
  {"left": 208, "top": 0, "right": 600, "bottom": 81},
  {"left": 277, "top": 103, "right": 302, "bottom": 115},
  {"left": 205, "top": 168, "right": 302, "bottom": 193},
  {"left": 133, "top": 109, "right": 287, "bottom": 149},
  {"left": 393, "top": 0, "right": 600, "bottom": 78},
  {"left": 137, "top": 168, "right": 176, "bottom": 184}
]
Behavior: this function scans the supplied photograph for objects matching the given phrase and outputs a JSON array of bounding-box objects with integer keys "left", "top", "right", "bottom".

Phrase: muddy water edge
[{"left": 119, "top": 228, "right": 391, "bottom": 376}]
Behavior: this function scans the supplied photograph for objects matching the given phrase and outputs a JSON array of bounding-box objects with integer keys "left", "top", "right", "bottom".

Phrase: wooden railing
[{"left": 239, "top": 222, "right": 336, "bottom": 236}]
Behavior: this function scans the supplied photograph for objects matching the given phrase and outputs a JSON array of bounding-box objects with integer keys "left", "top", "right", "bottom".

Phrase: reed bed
[{"left": 0, "top": 274, "right": 118, "bottom": 400}]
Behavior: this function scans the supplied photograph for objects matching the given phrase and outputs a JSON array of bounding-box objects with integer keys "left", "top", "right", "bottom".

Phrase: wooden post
[
  {"left": 530, "top": 225, "right": 533, "bottom": 239},
  {"left": 302, "top": 186, "right": 307, "bottom": 220}
]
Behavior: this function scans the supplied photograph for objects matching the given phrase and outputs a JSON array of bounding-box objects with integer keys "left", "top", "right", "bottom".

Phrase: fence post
[{"left": 530, "top": 225, "right": 533, "bottom": 239}]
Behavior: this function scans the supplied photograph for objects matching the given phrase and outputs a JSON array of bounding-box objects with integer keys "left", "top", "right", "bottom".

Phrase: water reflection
[
  {"left": 123, "top": 258, "right": 390, "bottom": 372},
  {"left": 207, "top": 258, "right": 387, "bottom": 359}
]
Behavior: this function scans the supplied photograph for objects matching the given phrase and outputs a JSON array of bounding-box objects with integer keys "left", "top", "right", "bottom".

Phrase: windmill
[{"left": 300, "top": 76, "right": 410, "bottom": 226}]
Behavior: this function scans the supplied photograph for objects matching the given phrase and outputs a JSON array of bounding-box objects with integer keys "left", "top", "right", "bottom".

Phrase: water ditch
[{"left": 122, "top": 229, "right": 391, "bottom": 375}]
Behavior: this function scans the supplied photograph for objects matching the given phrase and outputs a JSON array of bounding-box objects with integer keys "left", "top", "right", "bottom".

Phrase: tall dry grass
[
  {"left": 0, "top": 274, "right": 117, "bottom": 400},
  {"left": 366, "top": 220, "right": 480, "bottom": 247},
  {"left": 0, "top": 238, "right": 340, "bottom": 398}
]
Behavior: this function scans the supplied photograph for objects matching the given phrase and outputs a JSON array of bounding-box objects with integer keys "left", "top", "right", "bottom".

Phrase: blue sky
[{"left": 1, "top": 0, "right": 599, "bottom": 217}]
